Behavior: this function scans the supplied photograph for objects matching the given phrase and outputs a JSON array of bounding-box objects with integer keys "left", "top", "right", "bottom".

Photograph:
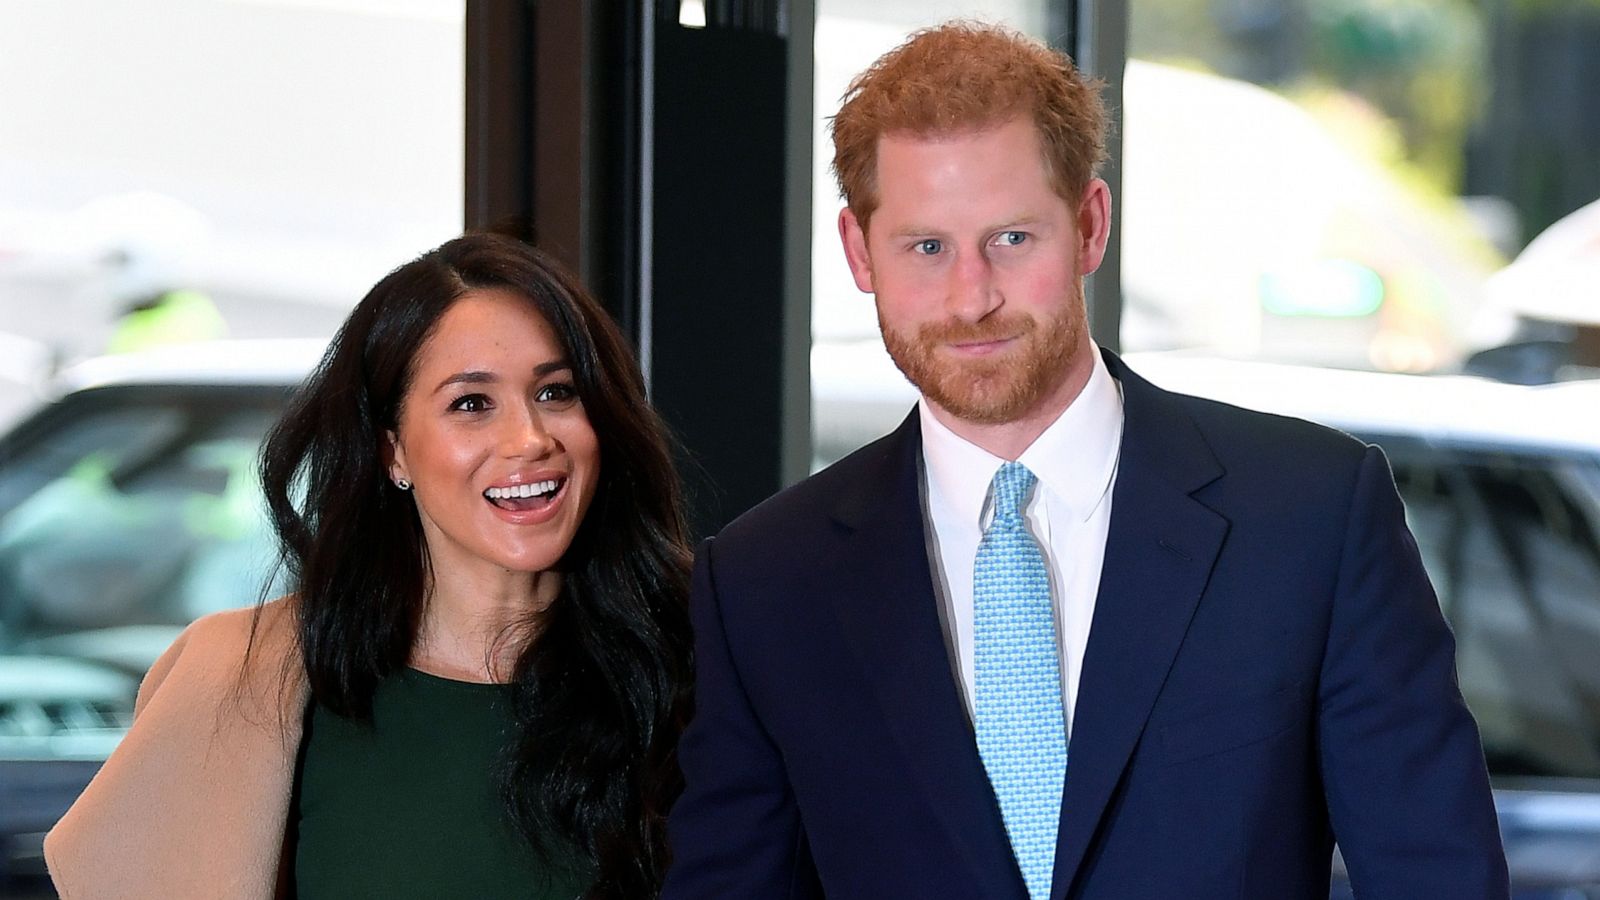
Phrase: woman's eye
[
  {"left": 448, "top": 393, "right": 491, "bottom": 413},
  {"left": 536, "top": 382, "right": 579, "bottom": 405},
  {"left": 913, "top": 239, "right": 942, "bottom": 256},
  {"left": 995, "top": 231, "right": 1027, "bottom": 247}
]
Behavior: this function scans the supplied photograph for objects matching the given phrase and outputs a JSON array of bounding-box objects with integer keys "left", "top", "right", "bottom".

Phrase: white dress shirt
[{"left": 918, "top": 351, "right": 1124, "bottom": 736}]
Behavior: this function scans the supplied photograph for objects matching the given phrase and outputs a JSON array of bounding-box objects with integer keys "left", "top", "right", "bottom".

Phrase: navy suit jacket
[{"left": 663, "top": 351, "right": 1508, "bottom": 899}]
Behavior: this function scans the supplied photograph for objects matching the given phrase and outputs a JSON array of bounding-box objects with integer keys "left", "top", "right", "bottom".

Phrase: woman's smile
[{"left": 388, "top": 288, "right": 601, "bottom": 578}]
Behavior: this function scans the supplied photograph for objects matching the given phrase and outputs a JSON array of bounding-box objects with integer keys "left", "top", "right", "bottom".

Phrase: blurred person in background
[
  {"left": 665, "top": 22, "right": 1506, "bottom": 900},
  {"left": 106, "top": 287, "right": 226, "bottom": 355},
  {"left": 44, "top": 233, "right": 693, "bottom": 899}
]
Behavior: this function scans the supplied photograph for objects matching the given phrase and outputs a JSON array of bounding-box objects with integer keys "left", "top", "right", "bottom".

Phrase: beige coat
[{"left": 44, "top": 598, "right": 308, "bottom": 899}]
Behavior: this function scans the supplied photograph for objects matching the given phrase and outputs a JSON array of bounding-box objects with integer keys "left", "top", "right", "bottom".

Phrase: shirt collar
[{"left": 920, "top": 349, "right": 1124, "bottom": 527}]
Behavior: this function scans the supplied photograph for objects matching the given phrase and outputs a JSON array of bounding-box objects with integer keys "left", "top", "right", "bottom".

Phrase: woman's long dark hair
[{"left": 259, "top": 233, "right": 692, "bottom": 898}]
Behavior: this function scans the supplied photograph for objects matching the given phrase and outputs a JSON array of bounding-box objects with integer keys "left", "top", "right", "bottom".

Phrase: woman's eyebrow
[
  {"left": 433, "top": 370, "right": 496, "bottom": 393},
  {"left": 432, "top": 361, "right": 573, "bottom": 394}
]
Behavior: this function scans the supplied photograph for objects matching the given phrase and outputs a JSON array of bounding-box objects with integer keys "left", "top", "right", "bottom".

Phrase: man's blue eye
[
  {"left": 998, "top": 231, "right": 1027, "bottom": 246},
  {"left": 914, "top": 239, "right": 942, "bottom": 255}
]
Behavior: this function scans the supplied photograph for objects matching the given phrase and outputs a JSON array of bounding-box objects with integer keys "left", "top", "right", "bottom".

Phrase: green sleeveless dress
[{"left": 292, "top": 668, "right": 591, "bottom": 899}]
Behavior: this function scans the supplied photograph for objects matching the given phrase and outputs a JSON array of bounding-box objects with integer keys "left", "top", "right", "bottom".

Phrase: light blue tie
[{"left": 974, "top": 461, "right": 1067, "bottom": 900}]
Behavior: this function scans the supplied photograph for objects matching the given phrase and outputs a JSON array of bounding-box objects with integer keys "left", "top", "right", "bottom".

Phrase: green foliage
[
  {"left": 1130, "top": 0, "right": 1487, "bottom": 194},
  {"left": 1128, "top": 0, "right": 1230, "bottom": 70},
  {"left": 1304, "top": 0, "right": 1485, "bottom": 194},
  {"left": 1506, "top": 0, "right": 1600, "bottom": 14}
]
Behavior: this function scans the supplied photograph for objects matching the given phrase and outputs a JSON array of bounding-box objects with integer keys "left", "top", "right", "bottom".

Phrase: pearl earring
[{"left": 395, "top": 478, "right": 412, "bottom": 491}]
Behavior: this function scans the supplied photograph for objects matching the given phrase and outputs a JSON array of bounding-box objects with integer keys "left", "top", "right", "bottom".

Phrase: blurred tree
[
  {"left": 1304, "top": 0, "right": 1484, "bottom": 194},
  {"left": 1130, "top": 0, "right": 1600, "bottom": 249},
  {"left": 1129, "top": 0, "right": 1230, "bottom": 72},
  {"left": 1131, "top": 0, "right": 1485, "bottom": 194}
]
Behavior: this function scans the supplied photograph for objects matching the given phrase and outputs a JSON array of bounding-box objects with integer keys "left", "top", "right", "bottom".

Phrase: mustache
[{"left": 917, "top": 312, "right": 1036, "bottom": 344}]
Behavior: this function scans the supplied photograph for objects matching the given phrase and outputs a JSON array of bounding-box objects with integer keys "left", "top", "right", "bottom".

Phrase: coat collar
[
  {"left": 825, "top": 349, "right": 1229, "bottom": 899},
  {"left": 827, "top": 410, "right": 1027, "bottom": 897},
  {"left": 1048, "top": 350, "right": 1228, "bottom": 897}
]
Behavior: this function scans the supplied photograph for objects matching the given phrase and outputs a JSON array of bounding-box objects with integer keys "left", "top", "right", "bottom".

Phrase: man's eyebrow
[
  {"left": 997, "top": 215, "right": 1044, "bottom": 229},
  {"left": 887, "top": 216, "right": 1045, "bottom": 239}
]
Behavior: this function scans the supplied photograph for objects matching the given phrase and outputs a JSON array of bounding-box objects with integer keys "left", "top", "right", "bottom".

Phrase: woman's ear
[{"left": 385, "top": 429, "right": 408, "bottom": 486}]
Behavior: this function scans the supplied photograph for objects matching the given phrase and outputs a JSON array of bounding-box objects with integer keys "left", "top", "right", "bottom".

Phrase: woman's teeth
[{"left": 485, "top": 479, "right": 561, "bottom": 501}]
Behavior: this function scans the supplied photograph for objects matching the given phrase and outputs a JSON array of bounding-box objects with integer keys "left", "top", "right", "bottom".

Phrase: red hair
[{"left": 829, "top": 21, "right": 1108, "bottom": 231}]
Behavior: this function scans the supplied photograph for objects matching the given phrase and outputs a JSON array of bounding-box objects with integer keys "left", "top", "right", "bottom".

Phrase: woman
[{"left": 45, "top": 233, "right": 694, "bottom": 899}]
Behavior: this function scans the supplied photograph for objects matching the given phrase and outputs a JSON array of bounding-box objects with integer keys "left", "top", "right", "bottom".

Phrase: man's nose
[{"left": 947, "top": 249, "right": 1001, "bottom": 322}]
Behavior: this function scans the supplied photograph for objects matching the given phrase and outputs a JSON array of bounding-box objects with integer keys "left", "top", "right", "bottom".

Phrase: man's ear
[
  {"left": 838, "top": 207, "right": 876, "bottom": 294},
  {"left": 1076, "top": 178, "right": 1113, "bottom": 276}
]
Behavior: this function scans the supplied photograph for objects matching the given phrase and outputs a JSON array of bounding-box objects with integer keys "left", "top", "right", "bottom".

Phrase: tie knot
[{"left": 989, "top": 461, "right": 1037, "bottom": 523}]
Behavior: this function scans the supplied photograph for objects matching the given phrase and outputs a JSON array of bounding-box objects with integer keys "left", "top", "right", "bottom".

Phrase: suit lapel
[
  {"left": 1051, "top": 353, "right": 1230, "bottom": 898},
  {"left": 827, "top": 412, "right": 1025, "bottom": 898}
]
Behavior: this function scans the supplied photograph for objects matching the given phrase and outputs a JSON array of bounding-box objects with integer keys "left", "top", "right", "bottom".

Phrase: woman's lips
[{"left": 483, "top": 476, "right": 568, "bottom": 523}]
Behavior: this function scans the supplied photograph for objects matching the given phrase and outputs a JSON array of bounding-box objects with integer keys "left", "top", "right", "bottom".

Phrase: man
[{"left": 663, "top": 22, "right": 1507, "bottom": 899}]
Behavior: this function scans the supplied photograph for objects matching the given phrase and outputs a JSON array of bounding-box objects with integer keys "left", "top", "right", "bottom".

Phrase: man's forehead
[
  {"left": 875, "top": 116, "right": 1035, "bottom": 150},
  {"left": 870, "top": 120, "right": 1055, "bottom": 194}
]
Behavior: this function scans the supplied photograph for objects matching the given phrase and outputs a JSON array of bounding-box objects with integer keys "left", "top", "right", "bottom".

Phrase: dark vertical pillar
[
  {"left": 464, "top": 0, "right": 614, "bottom": 298},
  {"left": 1049, "top": 0, "right": 1126, "bottom": 352},
  {"left": 464, "top": 1, "right": 806, "bottom": 539},
  {"left": 648, "top": 18, "right": 791, "bottom": 537},
  {"left": 464, "top": 0, "right": 535, "bottom": 243},
  {"left": 528, "top": 0, "right": 592, "bottom": 275}
]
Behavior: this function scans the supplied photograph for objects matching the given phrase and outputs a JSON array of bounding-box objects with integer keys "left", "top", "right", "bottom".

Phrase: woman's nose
[{"left": 503, "top": 407, "right": 557, "bottom": 459}]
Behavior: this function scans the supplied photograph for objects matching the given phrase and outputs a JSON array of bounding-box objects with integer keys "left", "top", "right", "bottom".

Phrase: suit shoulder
[
  {"left": 1113, "top": 354, "right": 1371, "bottom": 472},
  {"left": 1165, "top": 386, "right": 1371, "bottom": 473},
  {"left": 714, "top": 428, "right": 904, "bottom": 553}
]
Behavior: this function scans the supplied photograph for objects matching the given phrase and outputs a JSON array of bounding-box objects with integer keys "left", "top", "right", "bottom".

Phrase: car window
[
  {"left": 0, "top": 386, "right": 287, "bottom": 764},
  {"left": 1382, "top": 441, "right": 1600, "bottom": 780},
  {"left": 0, "top": 406, "right": 187, "bottom": 514}
]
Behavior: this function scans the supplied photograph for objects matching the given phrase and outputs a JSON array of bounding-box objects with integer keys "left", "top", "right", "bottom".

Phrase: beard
[{"left": 879, "top": 298, "right": 1084, "bottom": 425}]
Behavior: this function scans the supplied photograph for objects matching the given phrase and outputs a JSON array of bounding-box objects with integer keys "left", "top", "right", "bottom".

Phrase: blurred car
[
  {"left": 815, "top": 343, "right": 1600, "bottom": 896},
  {"left": 1469, "top": 195, "right": 1600, "bottom": 384},
  {"left": 0, "top": 339, "right": 323, "bottom": 888}
]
